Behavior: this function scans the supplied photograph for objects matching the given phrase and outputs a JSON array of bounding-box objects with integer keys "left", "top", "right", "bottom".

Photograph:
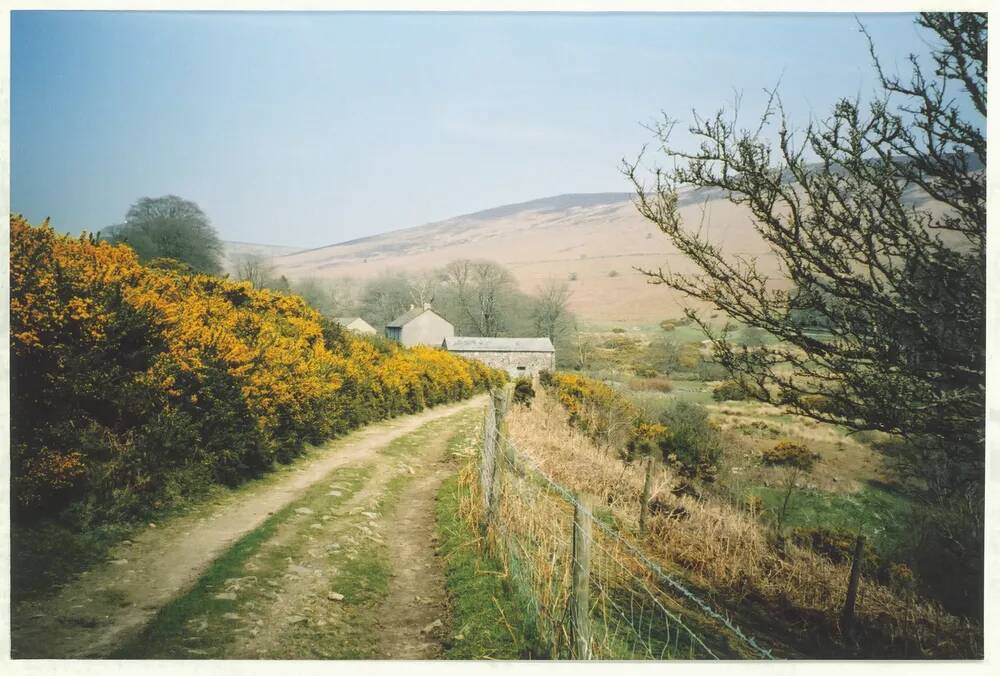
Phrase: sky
[{"left": 11, "top": 11, "right": 935, "bottom": 248}]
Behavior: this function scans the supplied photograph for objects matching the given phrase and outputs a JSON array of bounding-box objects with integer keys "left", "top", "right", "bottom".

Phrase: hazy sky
[{"left": 12, "top": 11, "right": 933, "bottom": 248}]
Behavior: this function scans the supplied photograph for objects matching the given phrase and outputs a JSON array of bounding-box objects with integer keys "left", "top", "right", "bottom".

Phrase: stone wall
[{"left": 449, "top": 350, "right": 554, "bottom": 378}]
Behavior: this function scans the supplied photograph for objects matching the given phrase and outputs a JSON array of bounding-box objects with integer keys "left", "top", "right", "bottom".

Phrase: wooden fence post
[
  {"left": 480, "top": 394, "right": 498, "bottom": 530},
  {"left": 639, "top": 457, "right": 654, "bottom": 536},
  {"left": 570, "top": 494, "right": 593, "bottom": 660},
  {"left": 480, "top": 388, "right": 508, "bottom": 531},
  {"left": 840, "top": 533, "right": 866, "bottom": 638},
  {"left": 492, "top": 387, "right": 508, "bottom": 424}
]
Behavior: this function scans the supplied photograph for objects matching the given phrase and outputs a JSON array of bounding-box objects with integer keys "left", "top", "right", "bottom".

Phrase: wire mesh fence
[{"left": 476, "top": 389, "right": 774, "bottom": 660}]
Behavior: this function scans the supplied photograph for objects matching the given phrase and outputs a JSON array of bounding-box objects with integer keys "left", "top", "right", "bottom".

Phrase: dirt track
[{"left": 11, "top": 396, "right": 484, "bottom": 659}]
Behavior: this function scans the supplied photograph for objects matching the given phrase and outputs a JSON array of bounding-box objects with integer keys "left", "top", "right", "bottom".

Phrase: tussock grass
[
  {"left": 627, "top": 376, "right": 674, "bottom": 393},
  {"left": 500, "top": 389, "right": 981, "bottom": 658}
]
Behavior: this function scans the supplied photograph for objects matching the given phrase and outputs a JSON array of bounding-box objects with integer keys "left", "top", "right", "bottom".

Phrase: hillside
[
  {"left": 270, "top": 190, "right": 780, "bottom": 323},
  {"left": 221, "top": 240, "right": 305, "bottom": 274}
]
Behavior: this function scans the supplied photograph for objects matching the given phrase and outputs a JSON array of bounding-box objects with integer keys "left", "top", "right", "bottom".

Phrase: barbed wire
[{"left": 492, "top": 428, "right": 775, "bottom": 660}]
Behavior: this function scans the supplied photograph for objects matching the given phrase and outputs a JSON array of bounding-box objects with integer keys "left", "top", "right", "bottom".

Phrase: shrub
[
  {"left": 762, "top": 441, "right": 818, "bottom": 470},
  {"left": 602, "top": 335, "right": 641, "bottom": 350},
  {"left": 512, "top": 377, "right": 536, "bottom": 407},
  {"left": 10, "top": 216, "right": 504, "bottom": 523},
  {"left": 789, "top": 526, "right": 890, "bottom": 581},
  {"left": 657, "top": 400, "right": 722, "bottom": 480},
  {"left": 678, "top": 344, "right": 704, "bottom": 371},
  {"left": 543, "top": 372, "right": 713, "bottom": 479},
  {"left": 791, "top": 526, "right": 865, "bottom": 564},
  {"left": 643, "top": 338, "right": 680, "bottom": 375},
  {"left": 611, "top": 327, "right": 626, "bottom": 334},
  {"left": 712, "top": 380, "right": 749, "bottom": 401},
  {"left": 541, "top": 372, "right": 639, "bottom": 451},
  {"left": 625, "top": 421, "right": 670, "bottom": 461},
  {"left": 695, "top": 358, "right": 729, "bottom": 380},
  {"left": 798, "top": 393, "right": 838, "bottom": 414}
]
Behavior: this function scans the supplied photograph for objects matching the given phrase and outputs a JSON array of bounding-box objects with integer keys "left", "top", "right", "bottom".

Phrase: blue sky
[{"left": 11, "top": 11, "right": 933, "bottom": 247}]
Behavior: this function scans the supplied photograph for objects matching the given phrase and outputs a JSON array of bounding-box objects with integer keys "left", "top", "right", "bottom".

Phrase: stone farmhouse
[
  {"left": 333, "top": 316, "right": 377, "bottom": 335},
  {"left": 385, "top": 304, "right": 455, "bottom": 347},
  {"left": 442, "top": 336, "right": 555, "bottom": 377}
]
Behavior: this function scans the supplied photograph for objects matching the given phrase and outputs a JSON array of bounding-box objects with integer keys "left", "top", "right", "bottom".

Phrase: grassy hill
[{"left": 268, "top": 190, "right": 782, "bottom": 323}]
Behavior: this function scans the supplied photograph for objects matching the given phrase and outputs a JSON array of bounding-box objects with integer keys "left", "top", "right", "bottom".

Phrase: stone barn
[
  {"left": 385, "top": 304, "right": 455, "bottom": 347},
  {"left": 442, "top": 337, "right": 555, "bottom": 378}
]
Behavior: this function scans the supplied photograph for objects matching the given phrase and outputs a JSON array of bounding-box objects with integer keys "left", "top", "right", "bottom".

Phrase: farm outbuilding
[
  {"left": 385, "top": 304, "right": 455, "bottom": 347},
  {"left": 442, "top": 336, "right": 555, "bottom": 378},
  {"left": 333, "top": 316, "right": 377, "bottom": 335}
]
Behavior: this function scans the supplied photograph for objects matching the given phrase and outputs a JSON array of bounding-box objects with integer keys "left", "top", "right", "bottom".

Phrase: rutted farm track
[{"left": 11, "top": 397, "right": 486, "bottom": 659}]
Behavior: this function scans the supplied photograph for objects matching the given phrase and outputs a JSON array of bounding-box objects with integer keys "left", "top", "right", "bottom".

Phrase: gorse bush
[
  {"left": 763, "top": 441, "right": 818, "bottom": 471},
  {"left": 542, "top": 372, "right": 718, "bottom": 480},
  {"left": 10, "top": 216, "right": 505, "bottom": 523},
  {"left": 542, "top": 372, "right": 640, "bottom": 452}
]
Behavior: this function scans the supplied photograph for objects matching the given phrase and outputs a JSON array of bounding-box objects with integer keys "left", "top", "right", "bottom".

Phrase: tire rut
[{"left": 11, "top": 396, "right": 485, "bottom": 659}]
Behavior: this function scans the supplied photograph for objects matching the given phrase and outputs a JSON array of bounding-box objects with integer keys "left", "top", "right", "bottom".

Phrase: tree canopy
[{"left": 105, "top": 195, "right": 224, "bottom": 274}]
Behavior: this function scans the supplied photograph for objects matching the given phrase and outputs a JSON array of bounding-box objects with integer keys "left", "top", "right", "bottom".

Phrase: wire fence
[{"left": 476, "top": 389, "right": 775, "bottom": 660}]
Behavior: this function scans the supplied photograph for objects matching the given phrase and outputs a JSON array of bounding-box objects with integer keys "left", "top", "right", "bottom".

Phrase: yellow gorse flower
[{"left": 10, "top": 216, "right": 505, "bottom": 513}]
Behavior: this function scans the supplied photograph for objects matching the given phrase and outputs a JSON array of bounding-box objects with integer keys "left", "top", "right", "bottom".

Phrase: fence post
[
  {"left": 480, "top": 394, "right": 498, "bottom": 530},
  {"left": 639, "top": 457, "right": 654, "bottom": 536},
  {"left": 840, "top": 533, "right": 866, "bottom": 638},
  {"left": 570, "top": 494, "right": 593, "bottom": 660},
  {"left": 492, "top": 387, "right": 508, "bottom": 423}
]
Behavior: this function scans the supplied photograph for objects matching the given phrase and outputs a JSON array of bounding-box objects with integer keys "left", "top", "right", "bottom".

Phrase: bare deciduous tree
[
  {"left": 236, "top": 254, "right": 275, "bottom": 288},
  {"left": 531, "top": 279, "right": 573, "bottom": 341},
  {"left": 625, "top": 12, "right": 984, "bottom": 473},
  {"left": 441, "top": 259, "right": 516, "bottom": 336},
  {"left": 625, "top": 11, "right": 985, "bottom": 616}
]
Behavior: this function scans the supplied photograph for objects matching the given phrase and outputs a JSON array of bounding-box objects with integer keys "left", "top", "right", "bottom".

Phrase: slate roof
[
  {"left": 385, "top": 306, "right": 436, "bottom": 328},
  {"left": 442, "top": 337, "right": 555, "bottom": 353},
  {"left": 334, "top": 317, "right": 363, "bottom": 325}
]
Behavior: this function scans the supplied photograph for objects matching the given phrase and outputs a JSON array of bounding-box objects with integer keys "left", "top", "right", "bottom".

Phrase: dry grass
[
  {"left": 706, "top": 399, "right": 889, "bottom": 494},
  {"left": 457, "top": 432, "right": 745, "bottom": 659},
  {"left": 627, "top": 376, "right": 674, "bottom": 393},
  {"left": 495, "top": 389, "right": 981, "bottom": 658}
]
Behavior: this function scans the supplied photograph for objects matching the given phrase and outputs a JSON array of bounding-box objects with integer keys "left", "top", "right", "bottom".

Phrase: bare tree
[
  {"left": 441, "top": 259, "right": 516, "bottom": 336},
  {"left": 359, "top": 273, "right": 405, "bottom": 328},
  {"left": 408, "top": 270, "right": 441, "bottom": 307},
  {"left": 236, "top": 254, "right": 275, "bottom": 288},
  {"left": 531, "top": 279, "right": 573, "bottom": 341},
  {"left": 625, "top": 12, "right": 984, "bottom": 472},
  {"left": 625, "top": 12, "right": 985, "bottom": 616}
]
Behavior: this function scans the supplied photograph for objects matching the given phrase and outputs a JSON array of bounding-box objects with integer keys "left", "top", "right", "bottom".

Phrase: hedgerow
[{"left": 10, "top": 216, "right": 505, "bottom": 523}]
